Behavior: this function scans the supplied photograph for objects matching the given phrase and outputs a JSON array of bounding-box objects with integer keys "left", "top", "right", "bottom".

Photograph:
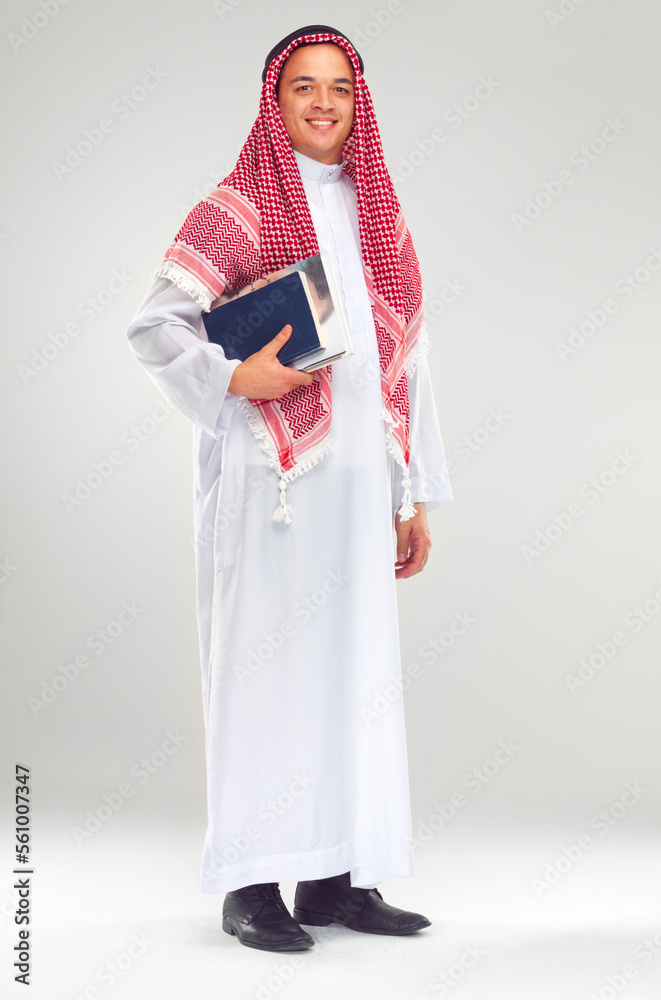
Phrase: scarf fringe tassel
[
  {"left": 405, "top": 324, "right": 430, "bottom": 379},
  {"left": 380, "top": 407, "right": 417, "bottom": 522},
  {"left": 398, "top": 476, "right": 417, "bottom": 522},
  {"left": 154, "top": 262, "right": 212, "bottom": 311},
  {"left": 238, "top": 397, "right": 334, "bottom": 524}
]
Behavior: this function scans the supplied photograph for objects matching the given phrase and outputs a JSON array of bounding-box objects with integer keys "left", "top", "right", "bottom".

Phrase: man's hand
[
  {"left": 394, "top": 502, "right": 431, "bottom": 579},
  {"left": 228, "top": 326, "right": 315, "bottom": 400}
]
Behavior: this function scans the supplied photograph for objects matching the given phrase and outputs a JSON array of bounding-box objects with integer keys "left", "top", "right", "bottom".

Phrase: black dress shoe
[
  {"left": 293, "top": 871, "right": 431, "bottom": 935},
  {"left": 222, "top": 882, "right": 315, "bottom": 952}
]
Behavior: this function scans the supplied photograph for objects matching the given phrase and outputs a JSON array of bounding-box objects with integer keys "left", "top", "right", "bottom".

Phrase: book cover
[
  {"left": 202, "top": 271, "right": 323, "bottom": 366},
  {"left": 203, "top": 253, "right": 354, "bottom": 373}
]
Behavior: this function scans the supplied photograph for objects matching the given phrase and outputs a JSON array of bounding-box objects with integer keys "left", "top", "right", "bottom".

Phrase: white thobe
[{"left": 127, "top": 150, "right": 453, "bottom": 892}]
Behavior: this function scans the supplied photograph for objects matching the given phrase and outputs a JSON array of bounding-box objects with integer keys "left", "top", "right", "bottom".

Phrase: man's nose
[{"left": 312, "top": 89, "right": 334, "bottom": 111}]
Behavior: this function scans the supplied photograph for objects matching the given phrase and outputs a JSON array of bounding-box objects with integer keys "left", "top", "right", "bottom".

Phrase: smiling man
[
  {"left": 276, "top": 42, "right": 355, "bottom": 163},
  {"left": 127, "top": 25, "right": 452, "bottom": 954}
]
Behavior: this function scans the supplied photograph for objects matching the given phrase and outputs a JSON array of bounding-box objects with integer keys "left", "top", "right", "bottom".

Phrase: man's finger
[
  {"left": 395, "top": 522, "right": 411, "bottom": 564},
  {"left": 407, "top": 537, "right": 425, "bottom": 573},
  {"left": 395, "top": 526, "right": 431, "bottom": 577},
  {"left": 262, "top": 325, "right": 292, "bottom": 355},
  {"left": 287, "top": 369, "right": 315, "bottom": 387}
]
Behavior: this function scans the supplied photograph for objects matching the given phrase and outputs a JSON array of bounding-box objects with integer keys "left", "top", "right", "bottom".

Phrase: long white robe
[{"left": 127, "top": 150, "right": 453, "bottom": 892}]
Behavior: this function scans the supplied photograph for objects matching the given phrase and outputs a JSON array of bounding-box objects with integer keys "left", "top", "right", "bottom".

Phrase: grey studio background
[{"left": 2, "top": 0, "right": 660, "bottom": 998}]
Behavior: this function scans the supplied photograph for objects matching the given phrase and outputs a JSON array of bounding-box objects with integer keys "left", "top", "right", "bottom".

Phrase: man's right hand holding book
[
  {"left": 228, "top": 324, "right": 314, "bottom": 400},
  {"left": 213, "top": 272, "right": 314, "bottom": 400}
]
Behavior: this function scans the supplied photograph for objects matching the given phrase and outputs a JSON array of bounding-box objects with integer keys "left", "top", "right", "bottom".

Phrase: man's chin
[{"left": 298, "top": 141, "right": 342, "bottom": 164}]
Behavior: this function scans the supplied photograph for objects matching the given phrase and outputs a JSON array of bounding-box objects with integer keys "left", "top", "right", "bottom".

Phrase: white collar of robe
[{"left": 293, "top": 148, "right": 344, "bottom": 184}]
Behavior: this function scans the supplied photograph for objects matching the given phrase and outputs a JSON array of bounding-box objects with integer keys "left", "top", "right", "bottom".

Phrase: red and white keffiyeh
[{"left": 155, "top": 31, "right": 428, "bottom": 523}]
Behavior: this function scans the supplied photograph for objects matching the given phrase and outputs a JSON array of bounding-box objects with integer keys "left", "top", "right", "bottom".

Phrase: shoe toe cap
[{"left": 396, "top": 910, "right": 431, "bottom": 932}]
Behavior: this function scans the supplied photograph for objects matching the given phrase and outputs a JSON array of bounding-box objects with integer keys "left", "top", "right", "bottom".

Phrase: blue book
[
  {"left": 203, "top": 271, "right": 323, "bottom": 367},
  {"left": 202, "top": 254, "right": 354, "bottom": 372}
]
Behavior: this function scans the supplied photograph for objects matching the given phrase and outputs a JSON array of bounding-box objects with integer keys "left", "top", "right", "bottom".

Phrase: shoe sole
[
  {"left": 222, "top": 916, "right": 315, "bottom": 951},
  {"left": 293, "top": 908, "right": 431, "bottom": 935}
]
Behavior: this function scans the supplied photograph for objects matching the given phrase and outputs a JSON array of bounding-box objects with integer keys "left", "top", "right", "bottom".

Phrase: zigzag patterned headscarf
[{"left": 156, "top": 28, "right": 427, "bottom": 523}]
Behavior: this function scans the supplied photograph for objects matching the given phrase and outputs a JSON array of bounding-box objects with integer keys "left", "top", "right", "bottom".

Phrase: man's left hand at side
[{"left": 394, "top": 502, "right": 431, "bottom": 579}]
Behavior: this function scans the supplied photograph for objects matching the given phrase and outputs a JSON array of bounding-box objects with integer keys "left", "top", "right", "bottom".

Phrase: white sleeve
[
  {"left": 391, "top": 350, "right": 454, "bottom": 515},
  {"left": 126, "top": 276, "right": 243, "bottom": 438}
]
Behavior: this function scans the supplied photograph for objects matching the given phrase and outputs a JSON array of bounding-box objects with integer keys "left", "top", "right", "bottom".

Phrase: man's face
[{"left": 277, "top": 43, "right": 355, "bottom": 165}]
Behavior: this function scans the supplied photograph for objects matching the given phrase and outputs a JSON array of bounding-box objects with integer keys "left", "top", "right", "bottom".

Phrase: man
[{"left": 127, "top": 26, "right": 452, "bottom": 953}]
